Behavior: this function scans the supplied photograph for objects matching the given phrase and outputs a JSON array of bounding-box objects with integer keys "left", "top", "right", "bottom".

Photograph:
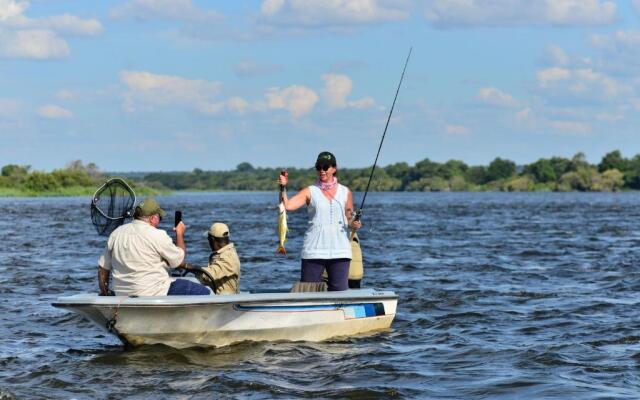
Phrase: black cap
[{"left": 316, "top": 151, "right": 337, "bottom": 167}]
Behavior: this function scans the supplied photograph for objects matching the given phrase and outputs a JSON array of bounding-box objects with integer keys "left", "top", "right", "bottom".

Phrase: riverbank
[
  {"left": 1, "top": 150, "right": 636, "bottom": 196},
  {"left": 0, "top": 186, "right": 161, "bottom": 198}
]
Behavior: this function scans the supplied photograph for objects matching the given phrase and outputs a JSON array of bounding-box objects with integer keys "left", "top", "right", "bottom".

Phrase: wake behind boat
[{"left": 52, "top": 286, "right": 398, "bottom": 348}]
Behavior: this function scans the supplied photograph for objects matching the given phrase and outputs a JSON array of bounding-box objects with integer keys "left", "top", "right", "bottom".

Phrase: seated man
[
  {"left": 97, "top": 198, "right": 210, "bottom": 296},
  {"left": 195, "top": 222, "right": 240, "bottom": 295}
]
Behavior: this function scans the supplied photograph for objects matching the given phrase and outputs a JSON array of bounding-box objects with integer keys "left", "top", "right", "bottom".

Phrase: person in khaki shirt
[{"left": 195, "top": 222, "right": 241, "bottom": 295}]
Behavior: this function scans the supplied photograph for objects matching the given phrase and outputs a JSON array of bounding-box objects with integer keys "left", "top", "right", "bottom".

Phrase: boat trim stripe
[{"left": 233, "top": 302, "right": 387, "bottom": 318}]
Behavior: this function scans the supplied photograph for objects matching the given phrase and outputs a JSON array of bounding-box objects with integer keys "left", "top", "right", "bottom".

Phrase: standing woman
[{"left": 279, "top": 151, "right": 362, "bottom": 291}]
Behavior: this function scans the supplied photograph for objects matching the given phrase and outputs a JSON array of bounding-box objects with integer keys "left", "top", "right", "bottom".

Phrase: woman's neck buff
[{"left": 316, "top": 177, "right": 337, "bottom": 191}]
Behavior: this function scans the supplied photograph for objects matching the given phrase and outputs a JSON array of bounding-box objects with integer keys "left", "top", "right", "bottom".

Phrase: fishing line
[{"left": 355, "top": 47, "right": 412, "bottom": 221}]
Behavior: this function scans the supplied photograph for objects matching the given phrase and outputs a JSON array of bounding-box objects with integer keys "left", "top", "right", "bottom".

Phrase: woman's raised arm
[{"left": 279, "top": 173, "right": 310, "bottom": 211}]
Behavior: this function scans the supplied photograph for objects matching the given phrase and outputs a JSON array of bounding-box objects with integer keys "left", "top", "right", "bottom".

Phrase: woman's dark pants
[{"left": 301, "top": 258, "right": 350, "bottom": 291}]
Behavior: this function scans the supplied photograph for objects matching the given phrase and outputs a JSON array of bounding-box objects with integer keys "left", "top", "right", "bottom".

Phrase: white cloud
[
  {"left": 227, "top": 97, "right": 249, "bottom": 114},
  {"left": 348, "top": 96, "right": 375, "bottom": 109},
  {"left": 545, "top": 0, "right": 616, "bottom": 25},
  {"left": 266, "top": 85, "right": 319, "bottom": 117},
  {"left": 549, "top": 120, "right": 591, "bottom": 135},
  {"left": 425, "top": 0, "right": 616, "bottom": 28},
  {"left": 259, "top": 0, "right": 409, "bottom": 28},
  {"left": 56, "top": 90, "right": 74, "bottom": 100},
  {"left": 545, "top": 44, "right": 570, "bottom": 66},
  {"left": 515, "top": 107, "right": 534, "bottom": 126},
  {"left": 589, "top": 30, "right": 640, "bottom": 66},
  {"left": 37, "top": 104, "right": 72, "bottom": 119},
  {"left": 445, "top": 124, "right": 470, "bottom": 135},
  {"left": 572, "top": 68, "right": 620, "bottom": 97},
  {"left": 233, "top": 60, "right": 282, "bottom": 77},
  {"left": 537, "top": 66, "right": 625, "bottom": 100},
  {"left": 322, "top": 74, "right": 352, "bottom": 108},
  {"left": 634, "top": 0, "right": 640, "bottom": 13},
  {"left": 0, "top": 1, "right": 103, "bottom": 59},
  {"left": 476, "top": 87, "right": 518, "bottom": 107},
  {"left": 36, "top": 15, "right": 103, "bottom": 36},
  {"left": 120, "top": 70, "right": 223, "bottom": 113},
  {"left": 262, "top": 0, "right": 284, "bottom": 16},
  {"left": 596, "top": 112, "right": 623, "bottom": 122},
  {"left": 120, "top": 70, "right": 251, "bottom": 116},
  {"left": 587, "top": 30, "right": 640, "bottom": 76},
  {"left": 537, "top": 67, "right": 571, "bottom": 87},
  {"left": 1, "top": 1, "right": 103, "bottom": 35},
  {"left": 590, "top": 30, "right": 640, "bottom": 53},
  {"left": 321, "top": 73, "right": 375, "bottom": 109},
  {"left": 111, "top": 0, "right": 223, "bottom": 22},
  {"left": 0, "top": 29, "right": 69, "bottom": 59},
  {"left": 0, "top": 0, "right": 27, "bottom": 20}
]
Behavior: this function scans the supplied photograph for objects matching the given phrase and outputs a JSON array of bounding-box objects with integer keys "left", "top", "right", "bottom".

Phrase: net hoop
[{"left": 90, "top": 178, "right": 137, "bottom": 236}]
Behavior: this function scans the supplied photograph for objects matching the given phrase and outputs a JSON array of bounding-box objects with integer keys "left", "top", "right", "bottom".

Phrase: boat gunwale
[{"left": 51, "top": 289, "right": 399, "bottom": 308}]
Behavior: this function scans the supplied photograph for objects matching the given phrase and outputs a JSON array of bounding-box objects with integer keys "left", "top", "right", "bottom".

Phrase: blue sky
[{"left": 1, "top": 0, "right": 640, "bottom": 171}]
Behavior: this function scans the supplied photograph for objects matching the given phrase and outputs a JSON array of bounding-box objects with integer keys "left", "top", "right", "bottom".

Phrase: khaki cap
[
  {"left": 135, "top": 198, "right": 166, "bottom": 217},
  {"left": 207, "top": 222, "right": 229, "bottom": 238}
]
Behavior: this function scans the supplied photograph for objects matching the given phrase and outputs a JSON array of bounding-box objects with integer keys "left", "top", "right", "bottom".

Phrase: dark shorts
[
  {"left": 167, "top": 279, "right": 211, "bottom": 295},
  {"left": 301, "top": 258, "right": 350, "bottom": 291}
]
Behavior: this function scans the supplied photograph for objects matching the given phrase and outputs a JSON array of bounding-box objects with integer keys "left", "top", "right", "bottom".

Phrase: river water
[{"left": 1, "top": 192, "right": 640, "bottom": 399}]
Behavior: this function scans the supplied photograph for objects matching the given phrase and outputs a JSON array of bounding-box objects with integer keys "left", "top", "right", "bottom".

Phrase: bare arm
[
  {"left": 278, "top": 173, "right": 310, "bottom": 211},
  {"left": 281, "top": 187, "right": 310, "bottom": 211},
  {"left": 346, "top": 189, "right": 362, "bottom": 230},
  {"left": 98, "top": 267, "right": 111, "bottom": 296}
]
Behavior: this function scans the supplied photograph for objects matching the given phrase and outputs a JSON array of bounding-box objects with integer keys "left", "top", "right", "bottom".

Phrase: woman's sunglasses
[{"left": 315, "top": 164, "right": 331, "bottom": 171}]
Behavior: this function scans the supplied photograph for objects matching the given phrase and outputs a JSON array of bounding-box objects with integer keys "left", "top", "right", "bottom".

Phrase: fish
[{"left": 276, "top": 201, "right": 288, "bottom": 254}]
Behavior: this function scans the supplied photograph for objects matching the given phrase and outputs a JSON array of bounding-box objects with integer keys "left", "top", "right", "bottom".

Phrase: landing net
[{"left": 90, "top": 178, "right": 136, "bottom": 237}]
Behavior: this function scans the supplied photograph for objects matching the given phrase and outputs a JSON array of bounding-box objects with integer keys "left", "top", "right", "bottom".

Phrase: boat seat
[{"left": 291, "top": 281, "right": 327, "bottom": 293}]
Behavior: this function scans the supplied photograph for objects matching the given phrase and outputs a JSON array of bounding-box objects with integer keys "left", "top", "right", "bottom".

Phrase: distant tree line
[
  {"left": 0, "top": 160, "right": 151, "bottom": 195},
  {"left": 0, "top": 150, "right": 638, "bottom": 195},
  {"left": 141, "top": 150, "right": 633, "bottom": 192}
]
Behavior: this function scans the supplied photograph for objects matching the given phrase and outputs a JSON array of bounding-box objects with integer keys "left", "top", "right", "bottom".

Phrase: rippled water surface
[{"left": 2, "top": 192, "right": 640, "bottom": 399}]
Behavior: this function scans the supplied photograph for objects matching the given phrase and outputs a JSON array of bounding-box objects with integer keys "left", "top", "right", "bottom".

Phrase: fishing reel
[{"left": 353, "top": 209, "right": 363, "bottom": 222}]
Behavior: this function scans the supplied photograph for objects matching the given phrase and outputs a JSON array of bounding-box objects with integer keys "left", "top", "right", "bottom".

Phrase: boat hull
[{"left": 53, "top": 289, "right": 398, "bottom": 348}]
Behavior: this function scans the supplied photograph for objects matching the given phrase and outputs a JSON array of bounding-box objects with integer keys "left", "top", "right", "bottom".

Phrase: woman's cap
[{"left": 316, "top": 151, "right": 336, "bottom": 166}]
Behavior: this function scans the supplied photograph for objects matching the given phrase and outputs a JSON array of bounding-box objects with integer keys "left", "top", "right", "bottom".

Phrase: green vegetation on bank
[
  {"left": 1, "top": 150, "right": 639, "bottom": 196},
  {"left": 141, "top": 151, "right": 633, "bottom": 193},
  {"left": 0, "top": 161, "right": 158, "bottom": 197}
]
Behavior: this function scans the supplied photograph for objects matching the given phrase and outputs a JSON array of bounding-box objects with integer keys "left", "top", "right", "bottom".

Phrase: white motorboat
[{"left": 52, "top": 287, "right": 398, "bottom": 349}]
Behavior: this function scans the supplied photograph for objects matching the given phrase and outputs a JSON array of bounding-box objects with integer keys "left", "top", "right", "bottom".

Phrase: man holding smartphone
[{"left": 97, "top": 198, "right": 211, "bottom": 296}]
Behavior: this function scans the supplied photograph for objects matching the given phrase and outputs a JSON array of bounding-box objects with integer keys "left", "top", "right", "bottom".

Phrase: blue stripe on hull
[{"left": 234, "top": 303, "right": 386, "bottom": 318}]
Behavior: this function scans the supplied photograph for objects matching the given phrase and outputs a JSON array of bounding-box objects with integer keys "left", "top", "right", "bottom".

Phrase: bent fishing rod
[{"left": 354, "top": 47, "right": 412, "bottom": 223}]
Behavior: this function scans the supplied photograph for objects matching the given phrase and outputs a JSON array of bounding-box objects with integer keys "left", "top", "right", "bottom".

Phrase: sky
[{"left": 1, "top": 0, "right": 640, "bottom": 171}]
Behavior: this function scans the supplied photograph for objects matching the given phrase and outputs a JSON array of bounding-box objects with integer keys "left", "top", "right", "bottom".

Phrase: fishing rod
[{"left": 354, "top": 47, "right": 412, "bottom": 222}]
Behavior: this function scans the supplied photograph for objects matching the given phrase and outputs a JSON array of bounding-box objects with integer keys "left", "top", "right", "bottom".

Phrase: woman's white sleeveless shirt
[{"left": 301, "top": 184, "right": 353, "bottom": 259}]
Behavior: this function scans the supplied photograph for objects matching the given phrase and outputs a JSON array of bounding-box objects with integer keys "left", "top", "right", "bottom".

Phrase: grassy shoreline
[{"left": 0, "top": 186, "right": 163, "bottom": 198}]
